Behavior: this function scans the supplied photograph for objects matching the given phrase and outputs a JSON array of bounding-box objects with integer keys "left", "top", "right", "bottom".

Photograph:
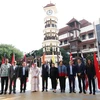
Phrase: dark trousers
[
  {"left": 9, "top": 76, "right": 17, "bottom": 93},
  {"left": 20, "top": 76, "right": 27, "bottom": 92},
  {"left": 51, "top": 78, "right": 57, "bottom": 90},
  {"left": 88, "top": 76, "right": 95, "bottom": 93},
  {"left": 1, "top": 77, "right": 8, "bottom": 93},
  {"left": 77, "top": 75, "right": 85, "bottom": 92},
  {"left": 42, "top": 77, "right": 48, "bottom": 91},
  {"left": 59, "top": 77, "right": 66, "bottom": 91},
  {"left": 68, "top": 75, "right": 75, "bottom": 92}
]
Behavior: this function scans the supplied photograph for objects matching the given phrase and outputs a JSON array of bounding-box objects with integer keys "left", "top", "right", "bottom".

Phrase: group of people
[
  {"left": 0, "top": 58, "right": 96, "bottom": 95},
  {"left": 0, "top": 59, "right": 29, "bottom": 95},
  {"left": 41, "top": 59, "right": 96, "bottom": 95}
]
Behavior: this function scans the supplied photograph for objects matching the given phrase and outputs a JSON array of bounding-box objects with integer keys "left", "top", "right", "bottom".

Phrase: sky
[{"left": 0, "top": 0, "right": 100, "bottom": 53}]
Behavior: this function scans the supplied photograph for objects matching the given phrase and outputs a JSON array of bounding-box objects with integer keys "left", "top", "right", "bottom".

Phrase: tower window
[
  {"left": 47, "top": 24, "right": 50, "bottom": 27},
  {"left": 55, "top": 25, "right": 57, "bottom": 28},
  {"left": 52, "top": 24, "right": 55, "bottom": 27}
]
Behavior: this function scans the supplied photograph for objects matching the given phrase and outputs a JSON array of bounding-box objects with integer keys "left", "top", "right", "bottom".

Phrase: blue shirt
[
  {"left": 70, "top": 66, "right": 73, "bottom": 75},
  {"left": 23, "top": 67, "right": 25, "bottom": 75}
]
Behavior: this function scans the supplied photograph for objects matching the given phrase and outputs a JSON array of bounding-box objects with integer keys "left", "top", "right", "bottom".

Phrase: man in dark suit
[
  {"left": 67, "top": 61, "right": 76, "bottom": 93},
  {"left": 19, "top": 62, "right": 29, "bottom": 93},
  {"left": 8, "top": 61, "right": 19, "bottom": 94},
  {"left": 76, "top": 59, "right": 86, "bottom": 94},
  {"left": 41, "top": 61, "right": 49, "bottom": 92}
]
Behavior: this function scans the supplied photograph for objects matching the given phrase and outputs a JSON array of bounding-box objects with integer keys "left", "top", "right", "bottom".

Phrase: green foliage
[
  {"left": 60, "top": 48, "right": 70, "bottom": 66},
  {"left": 0, "top": 44, "right": 23, "bottom": 63},
  {"left": 34, "top": 48, "right": 43, "bottom": 57},
  {"left": 86, "top": 54, "right": 94, "bottom": 62}
]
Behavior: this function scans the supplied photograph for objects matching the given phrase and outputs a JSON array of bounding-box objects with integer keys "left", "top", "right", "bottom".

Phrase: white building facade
[{"left": 58, "top": 18, "right": 100, "bottom": 61}]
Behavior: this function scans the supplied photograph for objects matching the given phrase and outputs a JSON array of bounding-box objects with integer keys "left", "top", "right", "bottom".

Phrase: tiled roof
[
  {"left": 58, "top": 26, "right": 71, "bottom": 35},
  {"left": 67, "top": 18, "right": 79, "bottom": 25},
  {"left": 44, "top": 3, "right": 55, "bottom": 8},
  {"left": 58, "top": 18, "right": 92, "bottom": 35},
  {"left": 80, "top": 19, "right": 91, "bottom": 28}
]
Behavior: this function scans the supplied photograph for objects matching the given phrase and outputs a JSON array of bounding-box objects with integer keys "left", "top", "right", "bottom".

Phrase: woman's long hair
[{"left": 86, "top": 59, "right": 93, "bottom": 67}]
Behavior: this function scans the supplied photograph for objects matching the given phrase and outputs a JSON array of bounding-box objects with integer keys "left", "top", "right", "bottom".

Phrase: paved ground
[
  {"left": 0, "top": 90, "right": 100, "bottom": 100},
  {"left": 0, "top": 73, "right": 100, "bottom": 100}
]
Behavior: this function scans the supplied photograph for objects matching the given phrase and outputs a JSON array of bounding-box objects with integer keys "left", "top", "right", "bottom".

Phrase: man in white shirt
[
  {"left": 19, "top": 62, "right": 29, "bottom": 93},
  {"left": 67, "top": 61, "right": 76, "bottom": 93}
]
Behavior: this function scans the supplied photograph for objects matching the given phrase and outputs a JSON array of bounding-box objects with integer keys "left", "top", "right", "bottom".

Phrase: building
[
  {"left": 58, "top": 18, "right": 100, "bottom": 60},
  {"left": 42, "top": 3, "right": 62, "bottom": 65}
]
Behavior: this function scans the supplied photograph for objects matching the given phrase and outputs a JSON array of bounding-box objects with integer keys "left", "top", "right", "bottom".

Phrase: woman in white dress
[{"left": 30, "top": 63, "right": 40, "bottom": 92}]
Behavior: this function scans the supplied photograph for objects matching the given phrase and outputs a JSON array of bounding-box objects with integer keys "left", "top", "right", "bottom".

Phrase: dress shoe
[
  {"left": 23, "top": 90, "right": 25, "bottom": 93},
  {"left": 73, "top": 91, "right": 76, "bottom": 93},
  {"left": 41, "top": 90, "right": 44, "bottom": 92},
  {"left": 83, "top": 91, "right": 86, "bottom": 94},
  {"left": 79, "top": 91, "right": 82, "bottom": 93},
  {"left": 9, "top": 92, "right": 11, "bottom": 94},
  {"left": 89, "top": 92, "right": 92, "bottom": 94},
  {"left": 69, "top": 91, "right": 72, "bottom": 93},
  {"left": 13, "top": 92, "right": 16, "bottom": 94},
  {"left": 53, "top": 91, "right": 56, "bottom": 93},
  {"left": 46, "top": 90, "right": 48, "bottom": 92},
  {"left": 20, "top": 91, "right": 22, "bottom": 93},
  {"left": 93, "top": 92, "right": 95, "bottom": 95}
]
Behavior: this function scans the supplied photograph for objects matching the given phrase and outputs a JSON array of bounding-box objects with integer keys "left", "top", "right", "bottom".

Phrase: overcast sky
[{"left": 0, "top": 0, "right": 100, "bottom": 53}]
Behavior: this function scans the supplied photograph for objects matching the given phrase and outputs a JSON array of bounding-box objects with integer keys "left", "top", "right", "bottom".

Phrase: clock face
[{"left": 46, "top": 10, "right": 53, "bottom": 15}]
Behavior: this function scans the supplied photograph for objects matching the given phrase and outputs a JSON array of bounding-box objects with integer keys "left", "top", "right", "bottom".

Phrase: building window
[
  {"left": 90, "top": 44, "right": 94, "bottom": 48},
  {"left": 60, "top": 41, "right": 62, "bottom": 45},
  {"left": 52, "top": 24, "right": 54, "bottom": 27},
  {"left": 55, "top": 25, "right": 57, "bottom": 28},
  {"left": 47, "top": 24, "right": 50, "bottom": 27},
  {"left": 83, "top": 45, "right": 86, "bottom": 49},
  {"left": 82, "top": 35, "right": 86, "bottom": 40},
  {"left": 88, "top": 33, "right": 93, "bottom": 38},
  {"left": 64, "top": 40, "right": 67, "bottom": 44}
]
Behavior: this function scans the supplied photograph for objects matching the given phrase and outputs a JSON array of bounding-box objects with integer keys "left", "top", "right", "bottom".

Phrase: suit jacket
[
  {"left": 67, "top": 65, "right": 76, "bottom": 77},
  {"left": 41, "top": 64, "right": 49, "bottom": 78},
  {"left": 19, "top": 66, "right": 29, "bottom": 78},
  {"left": 86, "top": 63, "right": 96, "bottom": 77},
  {"left": 8, "top": 65, "right": 19, "bottom": 79},
  {"left": 50, "top": 67, "right": 58, "bottom": 79},
  {"left": 76, "top": 63, "right": 86, "bottom": 75}
]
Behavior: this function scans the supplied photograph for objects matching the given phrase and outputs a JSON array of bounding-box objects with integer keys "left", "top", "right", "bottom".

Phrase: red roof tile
[
  {"left": 79, "top": 19, "right": 91, "bottom": 28},
  {"left": 67, "top": 18, "right": 79, "bottom": 25},
  {"left": 58, "top": 26, "right": 71, "bottom": 35},
  {"left": 44, "top": 3, "right": 55, "bottom": 8}
]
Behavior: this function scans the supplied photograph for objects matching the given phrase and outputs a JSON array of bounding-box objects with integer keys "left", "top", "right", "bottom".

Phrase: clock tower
[{"left": 42, "top": 3, "right": 62, "bottom": 66}]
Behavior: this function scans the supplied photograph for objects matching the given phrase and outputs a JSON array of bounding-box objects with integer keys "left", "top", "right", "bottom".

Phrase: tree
[
  {"left": 0, "top": 44, "right": 23, "bottom": 64},
  {"left": 60, "top": 48, "right": 70, "bottom": 66}
]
